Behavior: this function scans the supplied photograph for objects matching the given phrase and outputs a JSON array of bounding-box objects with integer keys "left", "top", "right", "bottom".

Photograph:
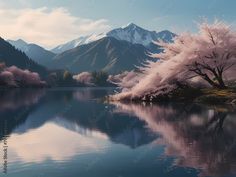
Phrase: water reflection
[
  {"left": 0, "top": 89, "right": 45, "bottom": 112},
  {"left": 0, "top": 88, "right": 235, "bottom": 177},
  {"left": 112, "top": 102, "right": 236, "bottom": 177},
  {"left": 8, "top": 123, "right": 108, "bottom": 163},
  {"left": 0, "top": 88, "right": 157, "bottom": 164},
  {"left": 0, "top": 89, "right": 45, "bottom": 140}
]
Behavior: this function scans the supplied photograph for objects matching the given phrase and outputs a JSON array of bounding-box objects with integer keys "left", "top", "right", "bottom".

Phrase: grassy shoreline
[{"left": 108, "top": 87, "right": 236, "bottom": 107}]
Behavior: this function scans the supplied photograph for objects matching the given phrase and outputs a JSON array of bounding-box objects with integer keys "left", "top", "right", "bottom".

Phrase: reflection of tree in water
[
  {"left": 1, "top": 88, "right": 235, "bottom": 176},
  {"left": 0, "top": 89, "right": 45, "bottom": 111},
  {"left": 112, "top": 102, "right": 236, "bottom": 177},
  {"left": 0, "top": 89, "right": 45, "bottom": 175},
  {"left": 0, "top": 89, "right": 45, "bottom": 140},
  {"left": 205, "top": 111, "right": 227, "bottom": 135},
  {"left": 59, "top": 90, "right": 158, "bottom": 148},
  {"left": 73, "top": 88, "right": 112, "bottom": 101}
]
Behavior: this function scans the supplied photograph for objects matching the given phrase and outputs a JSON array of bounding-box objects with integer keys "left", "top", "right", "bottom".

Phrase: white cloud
[{"left": 0, "top": 7, "right": 111, "bottom": 48}]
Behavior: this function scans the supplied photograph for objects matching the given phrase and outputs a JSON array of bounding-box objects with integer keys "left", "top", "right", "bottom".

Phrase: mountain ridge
[
  {"left": 8, "top": 39, "right": 56, "bottom": 66},
  {"left": 0, "top": 37, "right": 48, "bottom": 77},
  {"left": 51, "top": 23, "right": 176, "bottom": 54},
  {"left": 49, "top": 36, "right": 154, "bottom": 74}
]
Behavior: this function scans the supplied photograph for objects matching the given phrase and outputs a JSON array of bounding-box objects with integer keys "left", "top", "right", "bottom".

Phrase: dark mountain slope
[
  {"left": 0, "top": 38, "right": 48, "bottom": 77},
  {"left": 8, "top": 39, "right": 56, "bottom": 66},
  {"left": 50, "top": 37, "right": 154, "bottom": 74}
]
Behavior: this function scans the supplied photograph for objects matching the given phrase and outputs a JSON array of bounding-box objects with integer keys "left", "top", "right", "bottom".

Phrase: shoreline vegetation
[
  {"left": 108, "top": 87, "right": 236, "bottom": 106},
  {"left": 109, "top": 21, "right": 236, "bottom": 105},
  {"left": 0, "top": 21, "right": 236, "bottom": 108}
]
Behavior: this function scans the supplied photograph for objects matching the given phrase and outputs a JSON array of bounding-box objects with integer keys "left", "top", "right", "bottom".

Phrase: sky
[{"left": 0, "top": 0, "right": 235, "bottom": 49}]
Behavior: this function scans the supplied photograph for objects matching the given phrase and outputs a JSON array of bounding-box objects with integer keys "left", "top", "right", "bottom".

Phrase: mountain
[
  {"left": 52, "top": 23, "right": 176, "bottom": 54},
  {"left": 0, "top": 37, "right": 48, "bottom": 77},
  {"left": 107, "top": 23, "right": 176, "bottom": 47},
  {"left": 49, "top": 37, "right": 153, "bottom": 74},
  {"left": 51, "top": 33, "right": 106, "bottom": 54},
  {"left": 8, "top": 39, "right": 56, "bottom": 66}
]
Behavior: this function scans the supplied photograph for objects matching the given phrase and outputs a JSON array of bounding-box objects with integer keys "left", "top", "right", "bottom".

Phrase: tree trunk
[
  {"left": 215, "top": 74, "right": 227, "bottom": 89},
  {"left": 202, "top": 75, "right": 219, "bottom": 88},
  {"left": 189, "top": 64, "right": 227, "bottom": 89}
]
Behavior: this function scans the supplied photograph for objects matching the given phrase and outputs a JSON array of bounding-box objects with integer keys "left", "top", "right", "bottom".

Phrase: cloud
[{"left": 0, "top": 7, "right": 111, "bottom": 48}]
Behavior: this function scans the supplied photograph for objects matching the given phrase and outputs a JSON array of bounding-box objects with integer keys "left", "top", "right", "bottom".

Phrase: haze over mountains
[{"left": 6, "top": 23, "right": 176, "bottom": 74}]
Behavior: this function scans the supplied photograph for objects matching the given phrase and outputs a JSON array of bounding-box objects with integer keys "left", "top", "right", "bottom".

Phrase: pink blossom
[
  {"left": 0, "top": 64, "right": 45, "bottom": 87},
  {"left": 112, "top": 21, "right": 236, "bottom": 101},
  {"left": 73, "top": 72, "right": 94, "bottom": 86}
]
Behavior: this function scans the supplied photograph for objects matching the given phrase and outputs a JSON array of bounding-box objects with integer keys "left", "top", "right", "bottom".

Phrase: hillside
[
  {"left": 0, "top": 38, "right": 48, "bottom": 77},
  {"left": 8, "top": 39, "right": 56, "bottom": 66},
  {"left": 49, "top": 37, "right": 154, "bottom": 74}
]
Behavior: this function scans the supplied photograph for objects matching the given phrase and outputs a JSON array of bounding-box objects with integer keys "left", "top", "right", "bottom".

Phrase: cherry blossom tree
[
  {"left": 108, "top": 70, "right": 141, "bottom": 90},
  {"left": 0, "top": 64, "right": 46, "bottom": 87},
  {"left": 73, "top": 72, "right": 94, "bottom": 86},
  {"left": 112, "top": 21, "right": 236, "bottom": 101},
  {"left": 155, "top": 21, "right": 236, "bottom": 89}
]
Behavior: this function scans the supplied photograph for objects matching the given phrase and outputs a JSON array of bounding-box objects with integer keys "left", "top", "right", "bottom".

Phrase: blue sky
[{"left": 0, "top": 0, "right": 235, "bottom": 48}]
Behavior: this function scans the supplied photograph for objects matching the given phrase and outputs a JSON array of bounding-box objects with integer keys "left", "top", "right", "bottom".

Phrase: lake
[{"left": 0, "top": 88, "right": 235, "bottom": 177}]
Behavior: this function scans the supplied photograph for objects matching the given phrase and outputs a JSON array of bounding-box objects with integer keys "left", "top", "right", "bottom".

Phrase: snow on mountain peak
[
  {"left": 107, "top": 23, "right": 159, "bottom": 46},
  {"left": 52, "top": 33, "right": 106, "bottom": 54},
  {"left": 51, "top": 23, "right": 176, "bottom": 54}
]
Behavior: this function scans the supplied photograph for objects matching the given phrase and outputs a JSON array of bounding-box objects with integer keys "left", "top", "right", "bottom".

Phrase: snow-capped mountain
[
  {"left": 51, "top": 33, "right": 106, "bottom": 54},
  {"left": 51, "top": 23, "right": 176, "bottom": 54},
  {"left": 8, "top": 39, "right": 55, "bottom": 66},
  {"left": 107, "top": 23, "right": 176, "bottom": 46}
]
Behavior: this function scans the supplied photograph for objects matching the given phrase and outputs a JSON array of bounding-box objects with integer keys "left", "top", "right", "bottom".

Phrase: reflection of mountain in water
[
  {"left": 0, "top": 88, "right": 157, "bottom": 149},
  {"left": 1, "top": 88, "right": 236, "bottom": 177},
  {"left": 112, "top": 102, "right": 236, "bottom": 177},
  {"left": 0, "top": 89, "right": 45, "bottom": 140}
]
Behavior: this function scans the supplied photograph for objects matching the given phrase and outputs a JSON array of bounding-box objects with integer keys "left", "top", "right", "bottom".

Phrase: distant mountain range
[
  {"left": 52, "top": 23, "right": 176, "bottom": 54},
  {"left": 7, "top": 23, "right": 176, "bottom": 74},
  {"left": 8, "top": 39, "right": 56, "bottom": 66},
  {"left": 48, "top": 37, "right": 153, "bottom": 74},
  {"left": 0, "top": 37, "right": 48, "bottom": 77}
]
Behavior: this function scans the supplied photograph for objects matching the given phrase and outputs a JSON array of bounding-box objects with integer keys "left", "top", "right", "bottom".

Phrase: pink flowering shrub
[
  {"left": 0, "top": 64, "right": 46, "bottom": 87},
  {"left": 73, "top": 72, "right": 94, "bottom": 86}
]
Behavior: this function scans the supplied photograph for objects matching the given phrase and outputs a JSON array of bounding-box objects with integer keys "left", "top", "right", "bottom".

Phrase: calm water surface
[{"left": 0, "top": 88, "right": 236, "bottom": 177}]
